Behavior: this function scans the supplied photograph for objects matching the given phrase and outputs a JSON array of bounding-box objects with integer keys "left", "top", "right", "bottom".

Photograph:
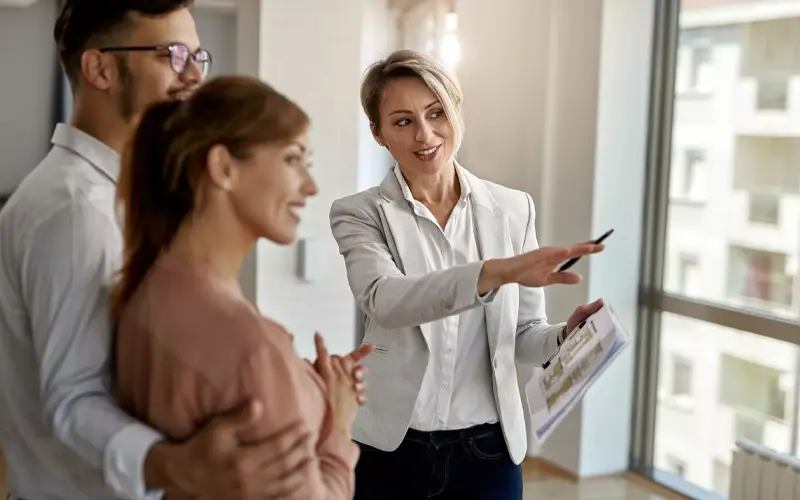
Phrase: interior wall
[
  {"left": 234, "top": 0, "right": 398, "bottom": 360},
  {"left": 193, "top": 7, "right": 237, "bottom": 77},
  {"left": 0, "top": 1, "right": 60, "bottom": 196}
]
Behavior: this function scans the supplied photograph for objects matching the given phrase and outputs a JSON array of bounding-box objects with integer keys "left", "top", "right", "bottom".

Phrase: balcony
[
  {"left": 734, "top": 75, "right": 800, "bottom": 136},
  {"left": 713, "top": 406, "right": 792, "bottom": 457},
  {"left": 725, "top": 190, "right": 800, "bottom": 253}
]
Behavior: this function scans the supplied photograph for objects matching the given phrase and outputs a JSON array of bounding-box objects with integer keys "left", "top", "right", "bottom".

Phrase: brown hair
[
  {"left": 360, "top": 49, "right": 465, "bottom": 153},
  {"left": 111, "top": 75, "right": 309, "bottom": 321},
  {"left": 55, "top": 0, "right": 194, "bottom": 88}
]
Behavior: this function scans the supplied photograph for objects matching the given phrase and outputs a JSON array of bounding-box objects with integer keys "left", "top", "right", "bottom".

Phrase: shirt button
[{"left": 443, "top": 382, "right": 449, "bottom": 388}]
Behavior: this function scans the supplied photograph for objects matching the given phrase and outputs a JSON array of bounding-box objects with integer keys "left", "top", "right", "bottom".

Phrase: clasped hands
[{"left": 309, "top": 332, "right": 373, "bottom": 405}]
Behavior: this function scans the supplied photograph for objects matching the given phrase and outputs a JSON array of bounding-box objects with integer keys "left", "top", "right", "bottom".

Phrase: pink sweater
[{"left": 114, "top": 252, "right": 358, "bottom": 499}]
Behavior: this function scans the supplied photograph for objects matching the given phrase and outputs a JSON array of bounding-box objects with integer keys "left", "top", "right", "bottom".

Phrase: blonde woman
[{"left": 329, "top": 49, "right": 606, "bottom": 499}]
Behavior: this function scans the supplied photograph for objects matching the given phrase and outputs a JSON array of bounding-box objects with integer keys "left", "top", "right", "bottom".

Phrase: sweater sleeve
[{"left": 236, "top": 325, "right": 358, "bottom": 500}]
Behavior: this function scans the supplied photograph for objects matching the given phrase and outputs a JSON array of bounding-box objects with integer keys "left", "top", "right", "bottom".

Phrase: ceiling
[{"left": 388, "top": 0, "right": 434, "bottom": 12}]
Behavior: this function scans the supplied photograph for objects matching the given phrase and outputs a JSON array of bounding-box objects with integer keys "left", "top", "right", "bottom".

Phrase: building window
[
  {"left": 756, "top": 75, "right": 789, "bottom": 110},
  {"left": 671, "top": 356, "right": 693, "bottom": 397},
  {"left": 719, "top": 354, "right": 789, "bottom": 422},
  {"left": 747, "top": 193, "right": 780, "bottom": 225},
  {"left": 726, "top": 246, "right": 793, "bottom": 309},
  {"left": 684, "top": 149, "right": 706, "bottom": 200},
  {"left": 672, "top": 149, "right": 707, "bottom": 202},
  {"left": 677, "top": 253, "right": 701, "bottom": 295},
  {"left": 688, "top": 44, "right": 714, "bottom": 94}
]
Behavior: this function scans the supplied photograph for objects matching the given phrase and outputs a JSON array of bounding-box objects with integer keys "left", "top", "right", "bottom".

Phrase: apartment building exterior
[{"left": 654, "top": 0, "right": 800, "bottom": 496}]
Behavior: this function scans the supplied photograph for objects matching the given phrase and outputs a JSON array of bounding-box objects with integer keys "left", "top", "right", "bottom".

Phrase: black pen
[
  {"left": 558, "top": 228, "right": 614, "bottom": 272},
  {"left": 542, "top": 320, "right": 586, "bottom": 369}
]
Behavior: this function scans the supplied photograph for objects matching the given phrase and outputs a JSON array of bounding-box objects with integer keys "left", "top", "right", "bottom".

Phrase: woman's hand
[
  {"left": 308, "top": 338, "right": 372, "bottom": 405},
  {"left": 313, "top": 333, "right": 360, "bottom": 433},
  {"left": 478, "top": 243, "right": 605, "bottom": 293},
  {"left": 343, "top": 343, "right": 372, "bottom": 405},
  {"left": 565, "top": 298, "right": 605, "bottom": 336}
]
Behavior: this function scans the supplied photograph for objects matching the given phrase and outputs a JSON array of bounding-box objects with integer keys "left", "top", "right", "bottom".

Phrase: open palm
[{"left": 513, "top": 243, "right": 605, "bottom": 288}]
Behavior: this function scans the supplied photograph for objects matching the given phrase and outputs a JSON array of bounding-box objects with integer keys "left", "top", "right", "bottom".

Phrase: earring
[{"left": 222, "top": 180, "right": 232, "bottom": 191}]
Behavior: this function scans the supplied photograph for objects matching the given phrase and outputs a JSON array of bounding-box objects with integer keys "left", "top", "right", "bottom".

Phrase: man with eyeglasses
[{"left": 0, "top": 1, "right": 329, "bottom": 499}]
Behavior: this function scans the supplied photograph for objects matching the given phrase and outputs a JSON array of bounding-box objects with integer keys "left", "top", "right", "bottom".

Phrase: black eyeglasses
[{"left": 99, "top": 43, "right": 212, "bottom": 77}]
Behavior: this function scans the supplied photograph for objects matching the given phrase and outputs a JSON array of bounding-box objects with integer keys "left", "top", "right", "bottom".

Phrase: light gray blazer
[{"left": 329, "top": 164, "right": 564, "bottom": 464}]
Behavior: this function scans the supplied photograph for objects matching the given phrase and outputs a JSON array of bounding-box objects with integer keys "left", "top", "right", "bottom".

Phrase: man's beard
[{"left": 115, "top": 55, "right": 137, "bottom": 121}]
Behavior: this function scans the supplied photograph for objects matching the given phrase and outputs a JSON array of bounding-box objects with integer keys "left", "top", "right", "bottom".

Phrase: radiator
[{"left": 729, "top": 439, "right": 800, "bottom": 500}]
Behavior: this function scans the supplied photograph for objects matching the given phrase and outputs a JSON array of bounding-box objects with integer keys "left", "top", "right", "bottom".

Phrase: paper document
[{"left": 526, "top": 303, "right": 631, "bottom": 444}]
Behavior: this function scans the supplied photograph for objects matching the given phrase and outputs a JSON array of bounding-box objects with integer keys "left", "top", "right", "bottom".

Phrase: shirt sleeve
[
  {"left": 21, "top": 203, "right": 164, "bottom": 500},
  {"left": 237, "top": 323, "right": 359, "bottom": 500}
]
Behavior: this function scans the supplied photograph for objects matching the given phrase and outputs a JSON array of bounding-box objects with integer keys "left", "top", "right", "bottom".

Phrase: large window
[{"left": 634, "top": 1, "right": 800, "bottom": 498}]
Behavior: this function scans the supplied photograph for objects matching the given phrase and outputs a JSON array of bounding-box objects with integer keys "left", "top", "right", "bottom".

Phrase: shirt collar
[
  {"left": 51, "top": 123, "right": 121, "bottom": 183},
  {"left": 392, "top": 163, "right": 472, "bottom": 206}
]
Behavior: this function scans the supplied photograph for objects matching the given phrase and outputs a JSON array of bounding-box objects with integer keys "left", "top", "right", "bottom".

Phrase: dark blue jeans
[{"left": 354, "top": 422, "right": 522, "bottom": 500}]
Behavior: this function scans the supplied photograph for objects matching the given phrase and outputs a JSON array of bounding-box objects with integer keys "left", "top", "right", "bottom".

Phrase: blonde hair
[{"left": 361, "top": 49, "right": 465, "bottom": 154}]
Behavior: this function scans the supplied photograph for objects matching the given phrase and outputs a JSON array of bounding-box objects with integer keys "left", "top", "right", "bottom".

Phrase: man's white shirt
[{"left": 0, "top": 124, "right": 162, "bottom": 499}]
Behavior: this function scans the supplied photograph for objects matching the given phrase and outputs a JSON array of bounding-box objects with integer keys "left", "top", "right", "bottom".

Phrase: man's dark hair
[{"left": 54, "top": 0, "right": 194, "bottom": 88}]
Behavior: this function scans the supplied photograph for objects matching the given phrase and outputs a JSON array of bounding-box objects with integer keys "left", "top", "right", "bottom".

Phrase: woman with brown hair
[{"left": 112, "top": 75, "right": 363, "bottom": 499}]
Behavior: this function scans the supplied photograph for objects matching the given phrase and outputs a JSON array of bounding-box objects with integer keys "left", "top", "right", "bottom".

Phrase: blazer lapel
[
  {"left": 466, "top": 170, "right": 514, "bottom": 360},
  {"left": 378, "top": 172, "right": 433, "bottom": 348}
]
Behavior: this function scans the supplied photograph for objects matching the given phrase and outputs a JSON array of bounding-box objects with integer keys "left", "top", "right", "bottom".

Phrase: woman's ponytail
[{"left": 111, "top": 99, "right": 192, "bottom": 322}]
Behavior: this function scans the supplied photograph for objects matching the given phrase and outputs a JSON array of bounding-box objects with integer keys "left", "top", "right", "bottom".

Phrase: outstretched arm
[
  {"left": 330, "top": 198, "right": 601, "bottom": 334},
  {"left": 329, "top": 200, "right": 499, "bottom": 330}
]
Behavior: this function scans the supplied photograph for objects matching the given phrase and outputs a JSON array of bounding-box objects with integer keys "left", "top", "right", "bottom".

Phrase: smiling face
[
  {"left": 374, "top": 77, "right": 455, "bottom": 176},
  {"left": 222, "top": 133, "right": 318, "bottom": 245},
  {"left": 78, "top": 8, "right": 205, "bottom": 123},
  {"left": 112, "top": 9, "right": 205, "bottom": 121}
]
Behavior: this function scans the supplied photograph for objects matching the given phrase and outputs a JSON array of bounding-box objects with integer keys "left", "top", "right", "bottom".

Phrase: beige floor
[
  {"left": 522, "top": 460, "right": 687, "bottom": 500},
  {"left": 524, "top": 475, "right": 680, "bottom": 500},
  {"left": 0, "top": 452, "right": 684, "bottom": 500}
]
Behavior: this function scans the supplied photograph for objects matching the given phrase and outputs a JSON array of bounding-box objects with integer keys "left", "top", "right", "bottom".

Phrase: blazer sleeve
[
  {"left": 329, "top": 198, "right": 495, "bottom": 330},
  {"left": 514, "top": 193, "right": 565, "bottom": 364},
  {"left": 237, "top": 323, "right": 359, "bottom": 500}
]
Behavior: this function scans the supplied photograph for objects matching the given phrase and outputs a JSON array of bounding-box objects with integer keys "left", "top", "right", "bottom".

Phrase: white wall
[
  {"left": 0, "top": 0, "right": 60, "bottom": 195},
  {"left": 578, "top": 0, "right": 654, "bottom": 476},
  {"left": 235, "top": 0, "right": 396, "bottom": 359},
  {"left": 193, "top": 7, "right": 237, "bottom": 77},
  {"left": 358, "top": 0, "right": 398, "bottom": 191},
  {"left": 457, "top": 0, "right": 654, "bottom": 476}
]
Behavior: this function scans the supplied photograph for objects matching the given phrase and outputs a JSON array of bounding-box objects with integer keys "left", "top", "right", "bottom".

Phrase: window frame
[{"left": 630, "top": 0, "right": 800, "bottom": 497}]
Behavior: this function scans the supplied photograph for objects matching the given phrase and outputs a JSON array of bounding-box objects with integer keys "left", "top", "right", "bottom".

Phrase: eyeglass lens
[{"left": 170, "top": 44, "right": 211, "bottom": 76}]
